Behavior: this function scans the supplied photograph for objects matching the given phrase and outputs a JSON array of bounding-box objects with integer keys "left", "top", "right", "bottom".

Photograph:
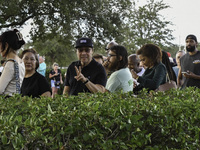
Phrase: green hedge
[{"left": 0, "top": 87, "right": 200, "bottom": 149}]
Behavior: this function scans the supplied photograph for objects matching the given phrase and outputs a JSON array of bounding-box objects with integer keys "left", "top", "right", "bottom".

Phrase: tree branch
[{"left": 0, "top": 15, "right": 34, "bottom": 28}]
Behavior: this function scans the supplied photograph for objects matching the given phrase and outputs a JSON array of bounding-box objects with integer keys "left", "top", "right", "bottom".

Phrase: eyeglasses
[
  {"left": 77, "top": 48, "right": 91, "bottom": 53},
  {"left": 107, "top": 54, "right": 117, "bottom": 58}
]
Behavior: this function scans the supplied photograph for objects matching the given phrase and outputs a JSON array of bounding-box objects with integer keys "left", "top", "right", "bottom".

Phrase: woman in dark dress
[
  {"left": 21, "top": 49, "right": 51, "bottom": 98},
  {"left": 131, "top": 44, "right": 167, "bottom": 94}
]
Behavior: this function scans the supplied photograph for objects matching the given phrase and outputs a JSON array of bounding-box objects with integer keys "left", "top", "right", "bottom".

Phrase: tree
[
  {"left": 123, "top": 0, "right": 174, "bottom": 53},
  {"left": 0, "top": 0, "right": 132, "bottom": 43},
  {"left": 24, "top": 37, "right": 77, "bottom": 67},
  {"left": 0, "top": 0, "right": 175, "bottom": 61}
]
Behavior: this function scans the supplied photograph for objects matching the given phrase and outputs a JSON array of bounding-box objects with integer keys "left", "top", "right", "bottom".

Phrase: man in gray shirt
[{"left": 178, "top": 34, "right": 200, "bottom": 89}]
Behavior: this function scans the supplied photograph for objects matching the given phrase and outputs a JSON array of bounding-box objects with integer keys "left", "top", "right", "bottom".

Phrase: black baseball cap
[
  {"left": 186, "top": 34, "right": 197, "bottom": 43},
  {"left": 75, "top": 37, "right": 93, "bottom": 48}
]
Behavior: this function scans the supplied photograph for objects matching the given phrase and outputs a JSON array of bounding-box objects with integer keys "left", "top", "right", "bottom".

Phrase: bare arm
[
  {"left": 60, "top": 73, "right": 63, "bottom": 84},
  {"left": 183, "top": 71, "right": 200, "bottom": 80},
  {"left": 49, "top": 73, "right": 57, "bottom": 79},
  {"left": 177, "top": 67, "right": 182, "bottom": 87},
  {"left": 84, "top": 81, "right": 105, "bottom": 93},
  {"left": 74, "top": 66, "right": 106, "bottom": 93},
  {"left": 63, "top": 86, "right": 70, "bottom": 96},
  {"left": 41, "top": 91, "right": 51, "bottom": 97}
]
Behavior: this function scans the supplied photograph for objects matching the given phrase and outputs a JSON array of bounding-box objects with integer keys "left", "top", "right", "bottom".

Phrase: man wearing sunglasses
[
  {"left": 104, "top": 45, "right": 133, "bottom": 93},
  {"left": 63, "top": 37, "right": 107, "bottom": 96}
]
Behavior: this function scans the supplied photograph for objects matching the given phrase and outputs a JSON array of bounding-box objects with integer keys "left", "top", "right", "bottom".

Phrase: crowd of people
[{"left": 0, "top": 29, "right": 199, "bottom": 98}]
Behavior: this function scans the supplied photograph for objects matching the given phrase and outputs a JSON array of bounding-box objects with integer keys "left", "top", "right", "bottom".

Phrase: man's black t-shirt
[
  {"left": 21, "top": 72, "right": 52, "bottom": 98},
  {"left": 50, "top": 69, "right": 61, "bottom": 81},
  {"left": 64, "top": 59, "right": 107, "bottom": 95}
]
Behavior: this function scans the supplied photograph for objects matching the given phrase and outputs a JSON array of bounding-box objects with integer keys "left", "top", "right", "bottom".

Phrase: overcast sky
[
  {"left": 21, "top": 0, "right": 200, "bottom": 46},
  {"left": 154, "top": 0, "right": 200, "bottom": 45}
]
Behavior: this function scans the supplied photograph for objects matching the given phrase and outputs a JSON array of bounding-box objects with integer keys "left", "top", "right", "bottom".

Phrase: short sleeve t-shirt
[
  {"left": 180, "top": 51, "right": 200, "bottom": 88},
  {"left": 21, "top": 72, "right": 51, "bottom": 98},
  {"left": 106, "top": 68, "right": 133, "bottom": 93},
  {"left": 64, "top": 59, "right": 107, "bottom": 95},
  {"left": 50, "top": 69, "right": 61, "bottom": 81}
]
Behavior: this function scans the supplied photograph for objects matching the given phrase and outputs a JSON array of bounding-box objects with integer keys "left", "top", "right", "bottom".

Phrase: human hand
[
  {"left": 102, "top": 59, "right": 109, "bottom": 68},
  {"left": 183, "top": 71, "right": 196, "bottom": 79},
  {"left": 130, "top": 69, "right": 138, "bottom": 79},
  {"left": 61, "top": 80, "right": 63, "bottom": 84},
  {"left": 133, "top": 81, "right": 138, "bottom": 88},
  {"left": 74, "top": 66, "right": 87, "bottom": 83},
  {"left": 182, "top": 71, "right": 192, "bottom": 78}
]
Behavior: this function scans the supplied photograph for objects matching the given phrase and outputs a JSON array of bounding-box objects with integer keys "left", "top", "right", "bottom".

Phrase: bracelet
[{"left": 83, "top": 79, "right": 89, "bottom": 84}]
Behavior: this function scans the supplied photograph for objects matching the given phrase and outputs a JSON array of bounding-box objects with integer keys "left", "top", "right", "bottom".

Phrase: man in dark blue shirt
[{"left": 63, "top": 37, "right": 107, "bottom": 96}]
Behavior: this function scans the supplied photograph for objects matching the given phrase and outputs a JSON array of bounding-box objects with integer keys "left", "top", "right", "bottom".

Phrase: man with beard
[
  {"left": 103, "top": 41, "right": 118, "bottom": 75},
  {"left": 177, "top": 34, "right": 200, "bottom": 89},
  {"left": 63, "top": 37, "right": 107, "bottom": 96},
  {"left": 104, "top": 45, "right": 133, "bottom": 92}
]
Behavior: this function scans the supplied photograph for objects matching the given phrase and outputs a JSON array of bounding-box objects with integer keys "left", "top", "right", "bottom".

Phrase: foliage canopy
[{"left": 0, "top": 0, "right": 176, "bottom": 65}]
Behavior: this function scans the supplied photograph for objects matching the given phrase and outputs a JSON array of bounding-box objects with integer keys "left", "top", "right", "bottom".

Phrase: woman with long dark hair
[
  {"left": 162, "top": 51, "right": 177, "bottom": 83},
  {"left": 131, "top": 44, "right": 167, "bottom": 93}
]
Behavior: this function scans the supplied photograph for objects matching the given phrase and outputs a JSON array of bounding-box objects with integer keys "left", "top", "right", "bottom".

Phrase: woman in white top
[{"left": 0, "top": 29, "right": 25, "bottom": 97}]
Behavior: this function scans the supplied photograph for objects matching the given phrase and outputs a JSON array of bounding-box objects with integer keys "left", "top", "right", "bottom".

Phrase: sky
[
  {"left": 158, "top": 0, "right": 200, "bottom": 45},
  {"left": 21, "top": 0, "right": 200, "bottom": 46}
]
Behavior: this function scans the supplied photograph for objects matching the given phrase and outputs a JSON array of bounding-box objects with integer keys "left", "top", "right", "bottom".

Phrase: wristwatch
[{"left": 83, "top": 78, "right": 89, "bottom": 84}]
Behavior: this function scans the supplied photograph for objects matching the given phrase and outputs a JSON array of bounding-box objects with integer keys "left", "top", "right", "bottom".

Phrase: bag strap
[
  {"left": 166, "top": 73, "right": 171, "bottom": 83},
  {"left": 6, "top": 59, "right": 21, "bottom": 94}
]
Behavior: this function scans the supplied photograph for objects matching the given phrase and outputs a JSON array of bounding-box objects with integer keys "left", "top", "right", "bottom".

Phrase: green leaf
[
  {"left": 1, "top": 135, "right": 7, "bottom": 145},
  {"left": 48, "top": 103, "right": 54, "bottom": 114},
  {"left": 120, "top": 106, "right": 124, "bottom": 116},
  {"left": 43, "top": 129, "right": 50, "bottom": 133}
]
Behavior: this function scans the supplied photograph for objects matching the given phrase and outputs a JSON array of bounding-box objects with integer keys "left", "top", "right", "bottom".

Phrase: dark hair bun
[
  {"left": 12, "top": 29, "right": 25, "bottom": 50},
  {"left": 0, "top": 29, "right": 25, "bottom": 51}
]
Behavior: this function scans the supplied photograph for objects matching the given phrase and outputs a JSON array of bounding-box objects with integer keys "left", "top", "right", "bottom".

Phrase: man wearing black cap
[
  {"left": 177, "top": 34, "right": 200, "bottom": 89},
  {"left": 63, "top": 37, "right": 107, "bottom": 96}
]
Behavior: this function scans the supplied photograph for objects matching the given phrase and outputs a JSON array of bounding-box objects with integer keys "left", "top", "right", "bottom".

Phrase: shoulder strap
[
  {"left": 5, "top": 59, "right": 21, "bottom": 94},
  {"left": 166, "top": 73, "right": 171, "bottom": 83}
]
